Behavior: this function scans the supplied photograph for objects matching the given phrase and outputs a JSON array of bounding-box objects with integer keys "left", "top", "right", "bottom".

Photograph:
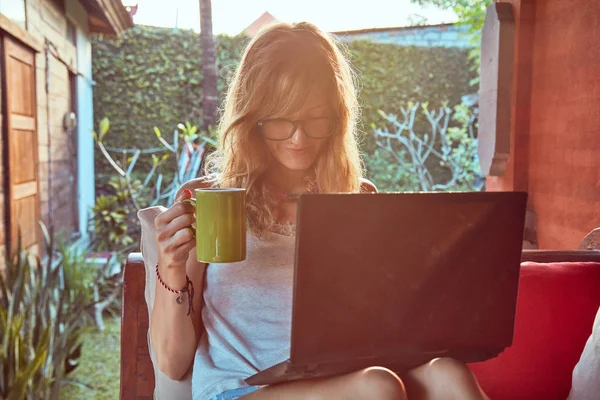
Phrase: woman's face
[{"left": 260, "top": 90, "right": 333, "bottom": 172}]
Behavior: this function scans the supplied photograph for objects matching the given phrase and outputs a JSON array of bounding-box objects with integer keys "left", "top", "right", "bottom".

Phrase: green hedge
[
  {"left": 346, "top": 40, "right": 475, "bottom": 139},
  {"left": 92, "top": 26, "right": 248, "bottom": 173},
  {"left": 92, "top": 26, "right": 475, "bottom": 174}
]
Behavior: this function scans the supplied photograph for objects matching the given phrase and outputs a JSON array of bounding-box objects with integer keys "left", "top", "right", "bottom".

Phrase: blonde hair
[{"left": 206, "top": 22, "right": 364, "bottom": 235}]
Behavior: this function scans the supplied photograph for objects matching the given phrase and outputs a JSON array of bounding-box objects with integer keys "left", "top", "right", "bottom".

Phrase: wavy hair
[{"left": 205, "top": 22, "right": 364, "bottom": 235}]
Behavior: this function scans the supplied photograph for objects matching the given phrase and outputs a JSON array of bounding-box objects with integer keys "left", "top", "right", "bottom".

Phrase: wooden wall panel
[
  {"left": 527, "top": 0, "right": 600, "bottom": 249},
  {"left": 486, "top": 0, "right": 600, "bottom": 249}
]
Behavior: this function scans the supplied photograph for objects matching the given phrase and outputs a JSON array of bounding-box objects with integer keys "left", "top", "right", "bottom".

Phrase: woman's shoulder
[
  {"left": 359, "top": 178, "right": 378, "bottom": 194},
  {"left": 176, "top": 176, "right": 216, "bottom": 197}
]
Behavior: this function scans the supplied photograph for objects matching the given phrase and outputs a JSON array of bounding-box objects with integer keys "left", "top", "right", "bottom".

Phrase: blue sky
[{"left": 124, "top": 0, "right": 457, "bottom": 35}]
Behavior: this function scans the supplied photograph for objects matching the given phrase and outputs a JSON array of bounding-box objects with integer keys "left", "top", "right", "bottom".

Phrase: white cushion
[
  {"left": 138, "top": 206, "right": 193, "bottom": 399},
  {"left": 568, "top": 305, "right": 600, "bottom": 400}
]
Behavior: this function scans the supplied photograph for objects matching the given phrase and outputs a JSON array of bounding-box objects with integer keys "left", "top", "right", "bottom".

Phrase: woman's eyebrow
[
  {"left": 284, "top": 103, "right": 328, "bottom": 119},
  {"left": 305, "top": 103, "right": 327, "bottom": 112}
]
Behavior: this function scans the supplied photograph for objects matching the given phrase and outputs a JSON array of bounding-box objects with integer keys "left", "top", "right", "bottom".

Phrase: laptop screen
[{"left": 289, "top": 191, "right": 526, "bottom": 365}]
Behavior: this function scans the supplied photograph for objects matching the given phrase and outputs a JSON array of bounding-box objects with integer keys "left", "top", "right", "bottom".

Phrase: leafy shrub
[
  {"left": 92, "top": 26, "right": 247, "bottom": 175},
  {"left": 90, "top": 118, "right": 213, "bottom": 254},
  {"left": 366, "top": 102, "right": 483, "bottom": 192},
  {"left": 0, "top": 228, "right": 122, "bottom": 399},
  {"left": 92, "top": 26, "right": 475, "bottom": 174},
  {"left": 0, "top": 238, "right": 85, "bottom": 399}
]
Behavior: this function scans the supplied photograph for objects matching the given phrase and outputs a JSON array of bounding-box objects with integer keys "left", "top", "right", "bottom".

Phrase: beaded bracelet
[{"left": 155, "top": 264, "right": 195, "bottom": 315}]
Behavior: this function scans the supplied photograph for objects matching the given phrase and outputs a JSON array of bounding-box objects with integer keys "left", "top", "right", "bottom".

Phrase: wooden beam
[
  {"left": 522, "top": 250, "right": 600, "bottom": 264},
  {"left": 11, "top": 115, "right": 35, "bottom": 131},
  {"left": 88, "top": 14, "right": 115, "bottom": 35},
  {"left": 0, "top": 14, "right": 42, "bottom": 53},
  {"left": 100, "top": 0, "right": 133, "bottom": 35},
  {"left": 13, "top": 182, "right": 37, "bottom": 201},
  {"left": 81, "top": 0, "right": 133, "bottom": 36},
  {"left": 120, "top": 253, "right": 156, "bottom": 399},
  {"left": 478, "top": 3, "right": 515, "bottom": 176}
]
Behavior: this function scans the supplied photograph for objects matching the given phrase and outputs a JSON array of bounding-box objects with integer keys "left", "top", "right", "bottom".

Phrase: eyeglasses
[{"left": 256, "top": 117, "right": 337, "bottom": 141}]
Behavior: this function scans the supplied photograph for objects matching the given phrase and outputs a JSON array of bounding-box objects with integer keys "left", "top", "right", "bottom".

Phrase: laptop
[{"left": 246, "top": 191, "right": 527, "bottom": 385}]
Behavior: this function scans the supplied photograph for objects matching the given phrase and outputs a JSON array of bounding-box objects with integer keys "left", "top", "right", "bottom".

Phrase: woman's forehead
[
  {"left": 287, "top": 90, "right": 329, "bottom": 117},
  {"left": 304, "top": 89, "right": 328, "bottom": 108}
]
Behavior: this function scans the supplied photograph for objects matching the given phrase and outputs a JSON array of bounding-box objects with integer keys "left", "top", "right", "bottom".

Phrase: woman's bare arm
[{"left": 149, "top": 178, "right": 212, "bottom": 380}]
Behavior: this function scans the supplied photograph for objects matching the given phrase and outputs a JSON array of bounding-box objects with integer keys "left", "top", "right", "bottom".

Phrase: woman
[{"left": 149, "top": 22, "right": 489, "bottom": 400}]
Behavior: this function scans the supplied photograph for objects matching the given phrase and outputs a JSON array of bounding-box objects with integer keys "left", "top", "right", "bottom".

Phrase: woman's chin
[{"left": 278, "top": 160, "right": 315, "bottom": 172}]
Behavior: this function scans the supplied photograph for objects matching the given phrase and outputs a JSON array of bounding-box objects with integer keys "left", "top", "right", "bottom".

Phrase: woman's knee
[
  {"left": 427, "top": 357, "right": 475, "bottom": 383},
  {"left": 352, "top": 367, "right": 407, "bottom": 400},
  {"left": 423, "top": 358, "right": 487, "bottom": 399}
]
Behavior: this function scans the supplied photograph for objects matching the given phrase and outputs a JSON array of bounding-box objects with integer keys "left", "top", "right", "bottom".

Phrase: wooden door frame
[
  {"left": 0, "top": 34, "right": 9, "bottom": 255},
  {"left": 0, "top": 34, "right": 41, "bottom": 257}
]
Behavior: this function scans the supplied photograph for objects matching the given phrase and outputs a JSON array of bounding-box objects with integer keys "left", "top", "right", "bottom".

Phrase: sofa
[
  {"left": 468, "top": 252, "right": 600, "bottom": 399},
  {"left": 120, "top": 232, "right": 600, "bottom": 399}
]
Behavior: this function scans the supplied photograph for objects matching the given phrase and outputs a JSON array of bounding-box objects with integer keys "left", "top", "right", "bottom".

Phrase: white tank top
[{"left": 192, "top": 226, "right": 295, "bottom": 400}]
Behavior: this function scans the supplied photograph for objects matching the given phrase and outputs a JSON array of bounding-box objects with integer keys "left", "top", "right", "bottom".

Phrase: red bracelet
[{"left": 155, "top": 264, "right": 195, "bottom": 315}]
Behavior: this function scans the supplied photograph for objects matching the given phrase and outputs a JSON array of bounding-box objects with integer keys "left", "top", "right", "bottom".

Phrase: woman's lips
[{"left": 287, "top": 147, "right": 309, "bottom": 154}]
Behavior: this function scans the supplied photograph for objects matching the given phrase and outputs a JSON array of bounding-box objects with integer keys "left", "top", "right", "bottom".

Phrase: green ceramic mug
[{"left": 183, "top": 188, "right": 247, "bottom": 263}]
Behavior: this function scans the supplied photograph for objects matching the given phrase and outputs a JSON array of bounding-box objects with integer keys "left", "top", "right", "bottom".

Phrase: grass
[{"left": 60, "top": 317, "right": 121, "bottom": 400}]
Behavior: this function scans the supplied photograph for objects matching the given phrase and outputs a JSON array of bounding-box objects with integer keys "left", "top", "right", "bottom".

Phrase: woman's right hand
[{"left": 154, "top": 189, "right": 196, "bottom": 273}]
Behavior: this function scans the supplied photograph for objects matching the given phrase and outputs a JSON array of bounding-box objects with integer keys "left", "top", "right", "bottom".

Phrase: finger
[
  {"left": 164, "top": 213, "right": 196, "bottom": 238},
  {"left": 156, "top": 202, "right": 195, "bottom": 228},
  {"left": 176, "top": 188, "right": 193, "bottom": 203},
  {"left": 159, "top": 189, "right": 192, "bottom": 226},
  {"left": 173, "top": 240, "right": 196, "bottom": 262},
  {"left": 166, "top": 227, "right": 195, "bottom": 251}
]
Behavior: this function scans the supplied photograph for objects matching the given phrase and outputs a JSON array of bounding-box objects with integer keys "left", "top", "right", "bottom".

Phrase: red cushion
[{"left": 468, "top": 262, "right": 600, "bottom": 400}]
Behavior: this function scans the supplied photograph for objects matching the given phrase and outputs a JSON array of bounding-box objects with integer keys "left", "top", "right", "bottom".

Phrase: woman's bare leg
[
  {"left": 402, "top": 358, "right": 489, "bottom": 400},
  {"left": 240, "top": 366, "right": 407, "bottom": 400},
  {"left": 240, "top": 358, "right": 487, "bottom": 400}
]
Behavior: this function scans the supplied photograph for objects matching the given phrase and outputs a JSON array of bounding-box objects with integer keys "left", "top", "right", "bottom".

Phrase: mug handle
[{"left": 182, "top": 198, "right": 197, "bottom": 238}]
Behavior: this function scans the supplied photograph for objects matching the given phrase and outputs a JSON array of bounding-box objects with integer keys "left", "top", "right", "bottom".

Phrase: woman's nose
[{"left": 289, "top": 125, "right": 308, "bottom": 145}]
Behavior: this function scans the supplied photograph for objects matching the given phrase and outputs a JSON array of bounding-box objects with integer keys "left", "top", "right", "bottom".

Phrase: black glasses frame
[{"left": 256, "top": 117, "right": 338, "bottom": 141}]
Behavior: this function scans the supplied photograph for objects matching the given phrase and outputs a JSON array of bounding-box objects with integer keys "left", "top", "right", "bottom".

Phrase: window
[
  {"left": 0, "top": 0, "right": 27, "bottom": 29},
  {"left": 69, "top": 72, "right": 77, "bottom": 114},
  {"left": 67, "top": 19, "right": 76, "bottom": 46}
]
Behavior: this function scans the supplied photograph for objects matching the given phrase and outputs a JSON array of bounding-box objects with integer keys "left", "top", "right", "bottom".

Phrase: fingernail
[{"left": 183, "top": 189, "right": 192, "bottom": 197}]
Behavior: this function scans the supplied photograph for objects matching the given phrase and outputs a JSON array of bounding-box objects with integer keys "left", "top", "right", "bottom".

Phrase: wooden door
[{"left": 3, "top": 36, "right": 40, "bottom": 255}]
